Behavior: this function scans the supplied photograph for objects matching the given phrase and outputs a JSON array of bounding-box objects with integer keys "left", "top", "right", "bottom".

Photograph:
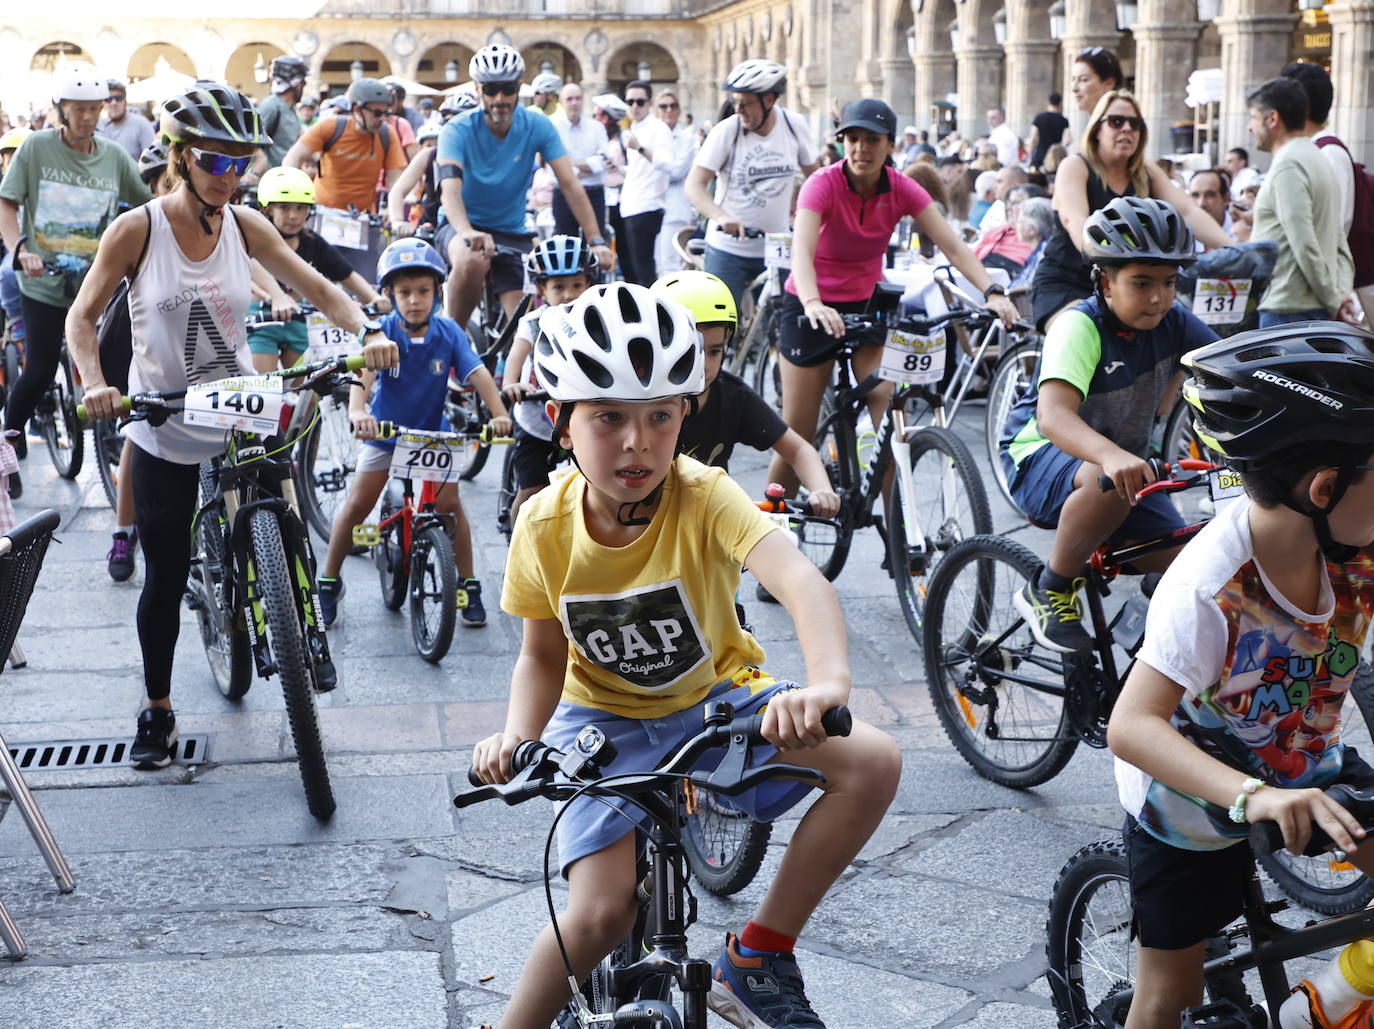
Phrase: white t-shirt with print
[
  {"left": 511, "top": 310, "right": 553, "bottom": 441},
  {"left": 695, "top": 107, "right": 818, "bottom": 260}
]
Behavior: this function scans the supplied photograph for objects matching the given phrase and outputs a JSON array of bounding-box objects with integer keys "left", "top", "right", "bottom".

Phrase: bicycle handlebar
[
  {"left": 1096, "top": 458, "right": 1218, "bottom": 497},
  {"left": 373, "top": 421, "right": 513, "bottom": 445},
  {"left": 1249, "top": 783, "right": 1374, "bottom": 861}
]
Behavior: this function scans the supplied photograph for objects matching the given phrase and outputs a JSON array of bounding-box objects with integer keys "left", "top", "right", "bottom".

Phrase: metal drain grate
[{"left": 7, "top": 735, "right": 211, "bottom": 770}]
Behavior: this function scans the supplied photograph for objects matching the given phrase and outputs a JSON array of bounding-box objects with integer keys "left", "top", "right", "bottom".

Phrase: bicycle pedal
[
  {"left": 351, "top": 524, "right": 381, "bottom": 547},
  {"left": 314, "top": 659, "right": 338, "bottom": 693}
]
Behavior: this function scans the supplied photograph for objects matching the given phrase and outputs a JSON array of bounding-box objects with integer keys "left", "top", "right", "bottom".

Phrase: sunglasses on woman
[
  {"left": 481, "top": 82, "right": 519, "bottom": 97},
  {"left": 189, "top": 147, "right": 252, "bottom": 177},
  {"left": 1104, "top": 114, "right": 1144, "bottom": 133}
]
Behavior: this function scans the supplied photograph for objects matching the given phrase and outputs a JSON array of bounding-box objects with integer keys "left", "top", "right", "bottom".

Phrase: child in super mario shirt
[
  {"left": 1107, "top": 323, "right": 1374, "bottom": 1027},
  {"left": 471, "top": 283, "right": 900, "bottom": 1029},
  {"left": 317, "top": 238, "right": 510, "bottom": 629}
]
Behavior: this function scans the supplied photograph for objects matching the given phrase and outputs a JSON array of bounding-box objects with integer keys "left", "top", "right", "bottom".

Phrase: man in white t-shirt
[
  {"left": 1225, "top": 147, "right": 1263, "bottom": 200},
  {"left": 617, "top": 79, "right": 675, "bottom": 285},
  {"left": 652, "top": 91, "right": 700, "bottom": 274},
  {"left": 986, "top": 107, "right": 1020, "bottom": 168},
  {"left": 685, "top": 59, "right": 819, "bottom": 310}
]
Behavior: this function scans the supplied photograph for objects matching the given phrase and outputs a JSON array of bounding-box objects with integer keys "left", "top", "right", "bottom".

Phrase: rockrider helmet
[
  {"left": 524, "top": 235, "right": 599, "bottom": 284},
  {"left": 651, "top": 270, "right": 738, "bottom": 335},
  {"left": 159, "top": 81, "right": 270, "bottom": 235},
  {"left": 723, "top": 59, "right": 787, "bottom": 96},
  {"left": 137, "top": 140, "right": 168, "bottom": 183},
  {"left": 530, "top": 72, "right": 563, "bottom": 96},
  {"left": 258, "top": 165, "right": 316, "bottom": 206},
  {"left": 469, "top": 45, "right": 525, "bottom": 84},
  {"left": 377, "top": 238, "right": 448, "bottom": 332},
  {"left": 1083, "top": 196, "right": 1196, "bottom": 267},
  {"left": 346, "top": 78, "right": 392, "bottom": 109},
  {"left": 1181, "top": 322, "right": 1374, "bottom": 559}
]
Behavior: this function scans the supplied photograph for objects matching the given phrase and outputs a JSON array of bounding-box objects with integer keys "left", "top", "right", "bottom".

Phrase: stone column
[
  {"left": 1133, "top": 0, "right": 1203, "bottom": 159},
  {"left": 1328, "top": 0, "right": 1374, "bottom": 159},
  {"left": 914, "top": 51, "right": 956, "bottom": 139},
  {"left": 882, "top": 56, "right": 917, "bottom": 127},
  {"left": 1215, "top": 0, "right": 1297, "bottom": 162},
  {"left": 955, "top": 43, "right": 1003, "bottom": 138},
  {"left": 1004, "top": 39, "right": 1059, "bottom": 140}
]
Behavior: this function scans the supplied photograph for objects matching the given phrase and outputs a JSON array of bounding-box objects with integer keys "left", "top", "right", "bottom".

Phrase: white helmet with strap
[
  {"left": 53, "top": 62, "right": 109, "bottom": 104},
  {"left": 469, "top": 45, "right": 525, "bottom": 84}
]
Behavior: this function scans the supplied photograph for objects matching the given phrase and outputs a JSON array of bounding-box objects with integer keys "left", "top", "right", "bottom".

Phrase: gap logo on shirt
[{"left": 561, "top": 580, "right": 710, "bottom": 691}]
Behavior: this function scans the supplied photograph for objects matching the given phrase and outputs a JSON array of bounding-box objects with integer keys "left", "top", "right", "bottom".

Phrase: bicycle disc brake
[{"left": 1065, "top": 653, "right": 1109, "bottom": 748}]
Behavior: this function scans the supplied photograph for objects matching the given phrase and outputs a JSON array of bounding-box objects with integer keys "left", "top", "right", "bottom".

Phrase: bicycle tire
[
  {"left": 1045, "top": 840, "right": 1134, "bottom": 1028},
  {"left": 249, "top": 508, "right": 335, "bottom": 821},
  {"left": 446, "top": 388, "right": 490, "bottom": 481},
  {"left": 94, "top": 419, "right": 123, "bottom": 511},
  {"left": 751, "top": 333, "right": 783, "bottom": 417},
  {"left": 1257, "top": 661, "right": 1374, "bottom": 915},
  {"left": 375, "top": 492, "right": 407, "bottom": 611},
  {"left": 296, "top": 392, "right": 361, "bottom": 544},
  {"left": 922, "top": 535, "right": 1078, "bottom": 787},
  {"left": 496, "top": 445, "right": 517, "bottom": 540},
  {"left": 43, "top": 352, "right": 84, "bottom": 479},
  {"left": 805, "top": 412, "right": 857, "bottom": 581},
  {"left": 409, "top": 523, "right": 457, "bottom": 663},
  {"left": 2, "top": 339, "right": 20, "bottom": 413},
  {"left": 888, "top": 425, "right": 992, "bottom": 644},
  {"left": 984, "top": 339, "right": 1040, "bottom": 509},
  {"left": 190, "top": 465, "right": 251, "bottom": 700},
  {"left": 680, "top": 781, "right": 773, "bottom": 896}
]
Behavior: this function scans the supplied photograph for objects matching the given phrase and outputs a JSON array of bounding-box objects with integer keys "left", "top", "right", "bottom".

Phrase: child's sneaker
[
  {"left": 458, "top": 578, "right": 486, "bottom": 627},
  {"left": 708, "top": 933, "right": 826, "bottom": 1028},
  {"left": 130, "top": 707, "right": 178, "bottom": 770},
  {"left": 107, "top": 529, "right": 138, "bottom": 582},
  {"left": 318, "top": 577, "right": 344, "bottom": 629},
  {"left": 1014, "top": 575, "right": 1093, "bottom": 653}
]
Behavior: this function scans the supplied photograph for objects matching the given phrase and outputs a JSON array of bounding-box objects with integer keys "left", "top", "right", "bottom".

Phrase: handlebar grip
[
  {"left": 344, "top": 354, "right": 368, "bottom": 372},
  {"left": 466, "top": 766, "right": 484, "bottom": 788},
  {"left": 1097, "top": 457, "right": 1170, "bottom": 493},
  {"left": 374, "top": 421, "right": 397, "bottom": 440},
  {"left": 76, "top": 396, "right": 132, "bottom": 421},
  {"left": 820, "top": 706, "right": 853, "bottom": 738},
  {"left": 463, "top": 739, "right": 553, "bottom": 791}
]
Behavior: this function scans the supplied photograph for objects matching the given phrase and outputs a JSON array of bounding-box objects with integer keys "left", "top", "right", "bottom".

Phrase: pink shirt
[{"left": 787, "top": 162, "right": 932, "bottom": 303}]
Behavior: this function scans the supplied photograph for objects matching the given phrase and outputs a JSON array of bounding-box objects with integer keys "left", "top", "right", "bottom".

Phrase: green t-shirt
[
  {"left": 0, "top": 129, "right": 150, "bottom": 309},
  {"left": 257, "top": 95, "right": 301, "bottom": 171}
]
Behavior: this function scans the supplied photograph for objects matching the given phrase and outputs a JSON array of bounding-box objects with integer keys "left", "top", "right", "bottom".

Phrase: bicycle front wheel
[
  {"left": 296, "top": 391, "right": 361, "bottom": 544},
  {"left": 804, "top": 413, "right": 856, "bottom": 580},
  {"left": 888, "top": 426, "right": 992, "bottom": 643},
  {"left": 94, "top": 419, "right": 124, "bottom": 511},
  {"left": 409, "top": 523, "right": 457, "bottom": 663},
  {"left": 496, "top": 445, "right": 517, "bottom": 540},
  {"left": 43, "top": 353, "right": 84, "bottom": 479},
  {"left": 984, "top": 339, "right": 1040, "bottom": 508},
  {"left": 191, "top": 466, "right": 251, "bottom": 700},
  {"left": 752, "top": 335, "right": 783, "bottom": 417},
  {"left": 922, "top": 535, "right": 1078, "bottom": 787},
  {"left": 249, "top": 508, "right": 335, "bottom": 820},
  {"left": 375, "top": 493, "right": 407, "bottom": 611},
  {"left": 445, "top": 388, "right": 490, "bottom": 480},
  {"left": 1045, "top": 840, "right": 1134, "bottom": 1028},
  {"left": 680, "top": 782, "right": 772, "bottom": 896}
]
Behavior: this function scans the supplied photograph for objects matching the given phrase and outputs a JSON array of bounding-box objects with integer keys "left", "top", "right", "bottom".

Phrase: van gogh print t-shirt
[
  {"left": 1115, "top": 497, "right": 1374, "bottom": 850},
  {"left": 502, "top": 456, "right": 779, "bottom": 718}
]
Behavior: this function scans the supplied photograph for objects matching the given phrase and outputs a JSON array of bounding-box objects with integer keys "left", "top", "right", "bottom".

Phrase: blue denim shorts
[{"left": 542, "top": 669, "right": 816, "bottom": 877}]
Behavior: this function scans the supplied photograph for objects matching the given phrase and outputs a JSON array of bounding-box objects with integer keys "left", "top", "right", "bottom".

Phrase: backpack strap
[{"left": 320, "top": 115, "right": 349, "bottom": 160}]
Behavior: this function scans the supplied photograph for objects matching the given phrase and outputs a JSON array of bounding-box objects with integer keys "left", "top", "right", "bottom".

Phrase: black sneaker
[
  {"left": 107, "top": 529, "right": 138, "bottom": 582},
  {"left": 6, "top": 468, "right": 19, "bottom": 501},
  {"left": 709, "top": 933, "right": 826, "bottom": 1028},
  {"left": 318, "top": 577, "right": 344, "bottom": 629},
  {"left": 458, "top": 578, "right": 486, "bottom": 627},
  {"left": 1013, "top": 576, "right": 1093, "bottom": 653},
  {"left": 755, "top": 581, "right": 779, "bottom": 604},
  {"left": 131, "top": 707, "right": 178, "bottom": 770}
]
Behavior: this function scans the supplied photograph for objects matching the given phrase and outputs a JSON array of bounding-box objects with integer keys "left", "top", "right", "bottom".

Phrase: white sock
[{"left": 116, "top": 525, "right": 135, "bottom": 537}]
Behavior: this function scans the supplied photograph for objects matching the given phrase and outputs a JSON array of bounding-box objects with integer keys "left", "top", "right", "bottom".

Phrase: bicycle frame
[{"left": 373, "top": 476, "right": 455, "bottom": 579}]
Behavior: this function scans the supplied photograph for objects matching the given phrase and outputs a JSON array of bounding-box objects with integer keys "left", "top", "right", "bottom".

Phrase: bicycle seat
[{"left": 1249, "top": 782, "right": 1374, "bottom": 858}]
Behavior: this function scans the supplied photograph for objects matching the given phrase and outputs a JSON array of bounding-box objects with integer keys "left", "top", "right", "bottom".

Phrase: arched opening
[
  {"left": 604, "top": 42, "right": 679, "bottom": 96},
  {"left": 522, "top": 42, "right": 583, "bottom": 87},
  {"left": 416, "top": 42, "right": 476, "bottom": 91},
  {"left": 224, "top": 42, "right": 287, "bottom": 100},
  {"left": 30, "top": 40, "right": 93, "bottom": 74},
  {"left": 319, "top": 41, "right": 392, "bottom": 98},
  {"left": 128, "top": 42, "right": 196, "bottom": 81}
]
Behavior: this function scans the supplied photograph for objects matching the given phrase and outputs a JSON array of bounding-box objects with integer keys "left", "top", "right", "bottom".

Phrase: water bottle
[
  {"left": 494, "top": 351, "right": 506, "bottom": 389},
  {"left": 856, "top": 412, "right": 878, "bottom": 468},
  {"left": 1279, "top": 940, "right": 1374, "bottom": 1027}
]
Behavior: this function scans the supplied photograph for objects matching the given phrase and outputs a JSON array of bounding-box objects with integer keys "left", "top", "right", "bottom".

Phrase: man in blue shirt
[{"left": 436, "top": 45, "right": 613, "bottom": 326}]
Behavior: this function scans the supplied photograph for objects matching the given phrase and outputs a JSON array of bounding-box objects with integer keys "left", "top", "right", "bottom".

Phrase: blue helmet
[
  {"left": 377, "top": 238, "right": 448, "bottom": 291},
  {"left": 524, "top": 235, "right": 599, "bottom": 283}
]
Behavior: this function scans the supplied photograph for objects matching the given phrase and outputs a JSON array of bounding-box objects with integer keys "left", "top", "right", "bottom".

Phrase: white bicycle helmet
[
  {"left": 534, "top": 282, "right": 704, "bottom": 403},
  {"left": 530, "top": 72, "right": 563, "bottom": 95},
  {"left": 469, "top": 45, "right": 525, "bottom": 84},
  {"left": 441, "top": 91, "right": 478, "bottom": 116},
  {"left": 722, "top": 59, "right": 787, "bottom": 95},
  {"left": 592, "top": 94, "right": 628, "bottom": 120},
  {"left": 53, "top": 62, "right": 109, "bottom": 104},
  {"left": 417, "top": 120, "right": 442, "bottom": 144}
]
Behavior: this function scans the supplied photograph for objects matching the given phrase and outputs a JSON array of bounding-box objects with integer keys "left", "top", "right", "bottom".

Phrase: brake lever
[{"left": 694, "top": 761, "right": 826, "bottom": 798}]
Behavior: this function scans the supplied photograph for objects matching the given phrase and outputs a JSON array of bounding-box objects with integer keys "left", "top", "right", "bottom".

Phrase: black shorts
[
  {"left": 1125, "top": 745, "right": 1374, "bottom": 950},
  {"left": 776, "top": 291, "right": 886, "bottom": 368},
  {"left": 511, "top": 424, "right": 563, "bottom": 490},
  {"left": 434, "top": 223, "right": 533, "bottom": 298}
]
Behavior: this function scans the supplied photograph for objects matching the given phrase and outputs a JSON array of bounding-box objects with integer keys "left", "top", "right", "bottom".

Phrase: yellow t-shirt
[{"left": 502, "top": 456, "right": 778, "bottom": 718}]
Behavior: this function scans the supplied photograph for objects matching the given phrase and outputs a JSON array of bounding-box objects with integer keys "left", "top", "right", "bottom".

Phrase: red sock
[{"left": 738, "top": 920, "right": 796, "bottom": 955}]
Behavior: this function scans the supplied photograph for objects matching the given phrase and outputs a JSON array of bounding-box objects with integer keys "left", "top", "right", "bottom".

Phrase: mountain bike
[
  {"left": 1046, "top": 783, "right": 1374, "bottom": 1027},
  {"left": 81, "top": 354, "right": 368, "bottom": 820},
  {"left": 27, "top": 259, "right": 90, "bottom": 481},
  {"left": 455, "top": 700, "right": 852, "bottom": 1028}
]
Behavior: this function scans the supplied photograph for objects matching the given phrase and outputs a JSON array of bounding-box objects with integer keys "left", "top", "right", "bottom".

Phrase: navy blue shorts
[{"left": 1006, "top": 442, "right": 1185, "bottom": 541}]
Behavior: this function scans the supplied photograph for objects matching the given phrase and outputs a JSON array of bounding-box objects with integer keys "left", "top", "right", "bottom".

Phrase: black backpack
[{"left": 319, "top": 115, "right": 392, "bottom": 172}]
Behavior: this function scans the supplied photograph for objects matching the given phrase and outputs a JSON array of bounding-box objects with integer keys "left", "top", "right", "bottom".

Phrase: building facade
[{"left": 6, "top": 0, "right": 1372, "bottom": 163}]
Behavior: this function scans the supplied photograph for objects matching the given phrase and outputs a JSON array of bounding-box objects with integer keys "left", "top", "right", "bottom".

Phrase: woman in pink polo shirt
[{"left": 766, "top": 98, "right": 1018, "bottom": 496}]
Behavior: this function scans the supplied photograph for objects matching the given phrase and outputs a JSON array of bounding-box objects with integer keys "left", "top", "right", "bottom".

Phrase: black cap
[{"left": 836, "top": 98, "right": 897, "bottom": 139}]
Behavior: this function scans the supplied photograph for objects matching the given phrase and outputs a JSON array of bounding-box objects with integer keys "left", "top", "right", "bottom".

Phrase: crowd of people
[{"left": 6, "top": 41, "right": 1374, "bottom": 1029}]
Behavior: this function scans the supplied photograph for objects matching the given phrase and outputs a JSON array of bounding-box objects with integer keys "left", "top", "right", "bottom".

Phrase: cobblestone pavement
[{"left": 0, "top": 411, "right": 1195, "bottom": 1027}]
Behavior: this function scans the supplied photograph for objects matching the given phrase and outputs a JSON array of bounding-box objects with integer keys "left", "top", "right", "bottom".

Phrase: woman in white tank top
[{"left": 65, "top": 82, "right": 398, "bottom": 771}]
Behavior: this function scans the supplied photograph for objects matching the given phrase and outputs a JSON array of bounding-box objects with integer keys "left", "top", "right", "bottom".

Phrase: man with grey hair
[
  {"left": 987, "top": 106, "right": 1019, "bottom": 167},
  {"left": 550, "top": 82, "right": 609, "bottom": 238},
  {"left": 1011, "top": 196, "right": 1055, "bottom": 287}
]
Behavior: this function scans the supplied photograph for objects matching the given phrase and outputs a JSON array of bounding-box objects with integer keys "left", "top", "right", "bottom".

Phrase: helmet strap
[
  {"left": 1278, "top": 465, "right": 1361, "bottom": 562},
  {"left": 179, "top": 159, "right": 221, "bottom": 235}
]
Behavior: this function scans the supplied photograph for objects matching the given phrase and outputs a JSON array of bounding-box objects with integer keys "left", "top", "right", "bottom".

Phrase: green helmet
[
  {"left": 650, "top": 270, "right": 738, "bottom": 333},
  {"left": 258, "top": 166, "right": 316, "bottom": 206}
]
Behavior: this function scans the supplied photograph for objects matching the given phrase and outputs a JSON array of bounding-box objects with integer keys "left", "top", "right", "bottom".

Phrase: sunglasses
[
  {"left": 108, "top": 94, "right": 126, "bottom": 102},
  {"left": 626, "top": 97, "right": 649, "bottom": 106},
  {"left": 1079, "top": 46, "right": 1106, "bottom": 58},
  {"left": 481, "top": 82, "right": 519, "bottom": 97},
  {"left": 189, "top": 147, "right": 252, "bottom": 177},
  {"left": 361, "top": 105, "right": 390, "bottom": 117},
  {"left": 657, "top": 102, "right": 679, "bottom": 110},
  {"left": 1104, "top": 114, "right": 1144, "bottom": 132}
]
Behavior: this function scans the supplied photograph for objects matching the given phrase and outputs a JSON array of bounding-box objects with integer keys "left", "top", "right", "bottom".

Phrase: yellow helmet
[
  {"left": 650, "top": 270, "right": 737, "bottom": 332},
  {"left": 0, "top": 127, "right": 32, "bottom": 153},
  {"left": 258, "top": 166, "right": 316, "bottom": 206}
]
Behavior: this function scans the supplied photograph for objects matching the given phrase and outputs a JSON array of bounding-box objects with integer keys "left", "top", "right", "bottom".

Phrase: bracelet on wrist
[{"left": 1227, "top": 777, "right": 1264, "bottom": 823}]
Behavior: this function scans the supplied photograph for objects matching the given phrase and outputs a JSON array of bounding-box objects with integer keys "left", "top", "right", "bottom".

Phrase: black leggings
[
  {"left": 131, "top": 444, "right": 201, "bottom": 702},
  {"left": 5, "top": 293, "right": 69, "bottom": 439},
  {"left": 618, "top": 209, "right": 664, "bottom": 286}
]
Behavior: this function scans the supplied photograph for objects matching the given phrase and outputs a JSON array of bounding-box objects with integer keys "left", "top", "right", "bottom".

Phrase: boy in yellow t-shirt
[{"left": 471, "top": 282, "right": 900, "bottom": 1029}]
